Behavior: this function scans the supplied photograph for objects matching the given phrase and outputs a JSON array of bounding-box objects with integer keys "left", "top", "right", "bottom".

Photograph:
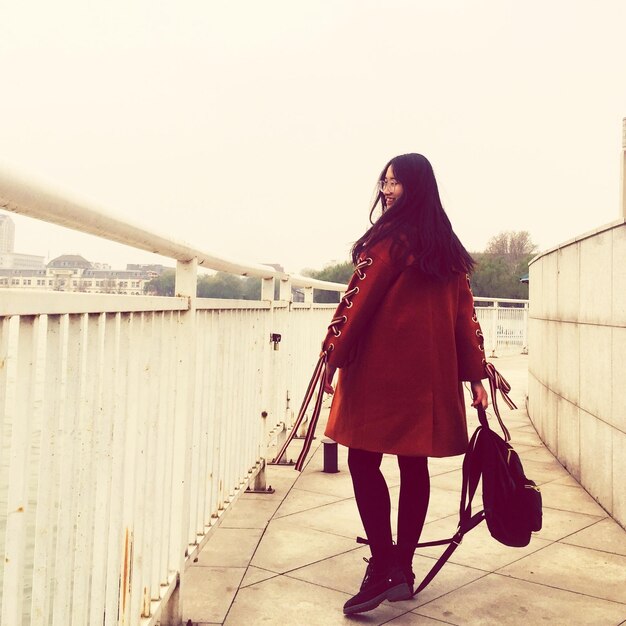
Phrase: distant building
[
  {"left": 126, "top": 263, "right": 169, "bottom": 277},
  {"left": 0, "top": 253, "right": 157, "bottom": 295},
  {"left": 0, "top": 252, "right": 45, "bottom": 269},
  {"left": 0, "top": 214, "right": 15, "bottom": 253}
]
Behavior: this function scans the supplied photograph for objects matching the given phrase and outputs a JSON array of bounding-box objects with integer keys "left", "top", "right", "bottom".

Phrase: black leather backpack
[{"left": 412, "top": 405, "right": 543, "bottom": 595}]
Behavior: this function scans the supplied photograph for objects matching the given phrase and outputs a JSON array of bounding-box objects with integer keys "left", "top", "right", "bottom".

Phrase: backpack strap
[
  {"left": 274, "top": 350, "right": 329, "bottom": 471},
  {"left": 484, "top": 363, "right": 516, "bottom": 441},
  {"left": 410, "top": 425, "right": 486, "bottom": 595}
]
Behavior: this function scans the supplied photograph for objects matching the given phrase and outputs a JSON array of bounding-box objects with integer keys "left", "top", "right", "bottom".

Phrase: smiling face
[{"left": 381, "top": 165, "right": 403, "bottom": 210}]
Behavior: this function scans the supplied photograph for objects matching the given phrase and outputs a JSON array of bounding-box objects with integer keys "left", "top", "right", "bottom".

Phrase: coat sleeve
[
  {"left": 322, "top": 248, "right": 399, "bottom": 368},
  {"left": 455, "top": 274, "right": 488, "bottom": 381}
]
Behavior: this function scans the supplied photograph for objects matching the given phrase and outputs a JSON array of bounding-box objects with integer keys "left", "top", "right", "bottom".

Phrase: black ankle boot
[{"left": 343, "top": 556, "right": 411, "bottom": 615}]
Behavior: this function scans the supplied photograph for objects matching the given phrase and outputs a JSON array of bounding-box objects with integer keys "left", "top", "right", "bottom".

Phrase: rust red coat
[{"left": 322, "top": 237, "right": 487, "bottom": 458}]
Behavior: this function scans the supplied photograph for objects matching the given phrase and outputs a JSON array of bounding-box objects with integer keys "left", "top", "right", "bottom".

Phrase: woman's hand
[
  {"left": 470, "top": 380, "right": 488, "bottom": 409},
  {"left": 324, "top": 365, "right": 337, "bottom": 395}
]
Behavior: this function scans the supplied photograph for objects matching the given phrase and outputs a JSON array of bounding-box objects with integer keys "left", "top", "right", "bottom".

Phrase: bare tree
[{"left": 485, "top": 231, "right": 537, "bottom": 259}]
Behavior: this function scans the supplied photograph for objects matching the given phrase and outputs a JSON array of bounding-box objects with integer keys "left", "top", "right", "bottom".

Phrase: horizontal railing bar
[
  {"left": 0, "top": 166, "right": 347, "bottom": 290},
  {"left": 195, "top": 298, "right": 273, "bottom": 311},
  {"left": 0, "top": 290, "right": 189, "bottom": 316},
  {"left": 474, "top": 296, "right": 528, "bottom": 305}
]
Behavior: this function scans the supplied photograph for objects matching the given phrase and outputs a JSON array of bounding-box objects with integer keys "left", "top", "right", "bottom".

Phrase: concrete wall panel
[
  {"left": 612, "top": 226, "right": 626, "bottom": 325},
  {"left": 555, "top": 321, "right": 579, "bottom": 404},
  {"left": 579, "top": 324, "right": 612, "bottom": 421},
  {"left": 556, "top": 243, "right": 580, "bottom": 323},
  {"left": 557, "top": 396, "right": 580, "bottom": 479},
  {"left": 528, "top": 219, "right": 626, "bottom": 529},
  {"left": 579, "top": 230, "right": 613, "bottom": 325},
  {"left": 580, "top": 409, "right": 613, "bottom": 514}
]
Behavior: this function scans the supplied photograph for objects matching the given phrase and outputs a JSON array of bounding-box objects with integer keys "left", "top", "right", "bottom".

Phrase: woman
[{"left": 321, "top": 153, "right": 489, "bottom": 615}]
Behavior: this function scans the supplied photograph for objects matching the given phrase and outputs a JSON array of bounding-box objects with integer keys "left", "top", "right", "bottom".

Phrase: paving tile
[
  {"left": 273, "top": 487, "right": 343, "bottom": 519},
  {"left": 538, "top": 507, "right": 605, "bottom": 541},
  {"left": 518, "top": 446, "right": 560, "bottom": 464},
  {"left": 520, "top": 457, "right": 573, "bottom": 485},
  {"left": 225, "top": 572, "right": 405, "bottom": 625},
  {"left": 561, "top": 517, "right": 626, "bottom": 556},
  {"left": 417, "top": 572, "right": 626, "bottom": 625},
  {"left": 181, "top": 566, "right": 245, "bottom": 623},
  {"left": 389, "top": 486, "right": 459, "bottom": 523},
  {"left": 551, "top": 473, "right": 581, "bottom": 487},
  {"left": 250, "top": 517, "right": 356, "bottom": 573},
  {"left": 239, "top": 565, "right": 277, "bottom": 588},
  {"left": 288, "top": 546, "right": 486, "bottom": 613},
  {"left": 540, "top": 482, "right": 608, "bottom": 517},
  {"left": 428, "top": 455, "right": 463, "bottom": 476},
  {"left": 507, "top": 429, "right": 544, "bottom": 447},
  {"left": 429, "top": 469, "right": 479, "bottom": 495},
  {"left": 273, "top": 496, "right": 364, "bottom": 539},
  {"left": 293, "top": 468, "right": 356, "bottom": 498},
  {"left": 416, "top": 516, "right": 552, "bottom": 572},
  {"left": 382, "top": 613, "right": 454, "bottom": 624},
  {"left": 219, "top": 495, "right": 284, "bottom": 529},
  {"left": 195, "top": 527, "right": 264, "bottom": 567},
  {"left": 498, "top": 542, "right": 626, "bottom": 603}
]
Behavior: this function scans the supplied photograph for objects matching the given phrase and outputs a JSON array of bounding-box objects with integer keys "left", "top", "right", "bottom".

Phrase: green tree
[
  {"left": 242, "top": 276, "right": 261, "bottom": 300},
  {"left": 197, "top": 272, "right": 244, "bottom": 298},
  {"left": 471, "top": 230, "right": 536, "bottom": 299},
  {"left": 302, "top": 260, "right": 353, "bottom": 303},
  {"left": 144, "top": 270, "right": 175, "bottom": 296}
]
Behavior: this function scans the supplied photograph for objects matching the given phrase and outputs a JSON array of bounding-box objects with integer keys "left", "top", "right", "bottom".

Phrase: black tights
[{"left": 348, "top": 448, "right": 430, "bottom": 568}]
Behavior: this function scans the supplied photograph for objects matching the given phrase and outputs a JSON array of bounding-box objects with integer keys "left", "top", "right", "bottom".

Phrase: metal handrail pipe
[{"left": 0, "top": 165, "right": 347, "bottom": 290}]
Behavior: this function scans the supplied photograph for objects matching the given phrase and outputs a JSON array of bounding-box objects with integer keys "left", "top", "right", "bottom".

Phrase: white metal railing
[
  {"left": 0, "top": 168, "right": 340, "bottom": 626},
  {"left": 474, "top": 296, "right": 529, "bottom": 356},
  {"left": 0, "top": 167, "right": 529, "bottom": 625}
]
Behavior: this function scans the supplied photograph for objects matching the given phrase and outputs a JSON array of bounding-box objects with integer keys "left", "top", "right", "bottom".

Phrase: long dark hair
[{"left": 351, "top": 153, "right": 475, "bottom": 279}]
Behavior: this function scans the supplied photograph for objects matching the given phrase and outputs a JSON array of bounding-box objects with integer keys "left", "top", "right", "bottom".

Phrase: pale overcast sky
[{"left": 1, "top": 0, "right": 625, "bottom": 273}]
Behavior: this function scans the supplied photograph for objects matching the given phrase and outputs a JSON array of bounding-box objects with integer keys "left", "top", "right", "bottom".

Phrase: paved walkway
[{"left": 181, "top": 355, "right": 626, "bottom": 625}]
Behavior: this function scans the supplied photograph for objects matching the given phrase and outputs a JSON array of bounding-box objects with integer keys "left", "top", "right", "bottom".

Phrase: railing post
[
  {"left": 490, "top": 300, "right": 498, "bottom": 357},
  {"left": 279, "top": 277, "right": 292, "bottom": 302},
  {"left": 522, "top": 302, "right": 529, "bottom": 354},
  {"left": 168, "top": 258, "right": 198, "bottom": 625},
  {"left": 261, "top": 277, "right": 274, "bottom": 301}
]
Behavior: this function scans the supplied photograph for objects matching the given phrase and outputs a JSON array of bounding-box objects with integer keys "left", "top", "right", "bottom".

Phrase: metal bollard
[{"left": 322, "top": 438, "right": 339, "bottom": 473}]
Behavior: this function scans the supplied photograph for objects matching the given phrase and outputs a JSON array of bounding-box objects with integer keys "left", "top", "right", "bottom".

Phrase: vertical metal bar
[
  {"left": 188, "top": 308, "right": 203, "bottom": 545},
  {"left": 104, "top": 313, "right": 125, "bottom": 626},
  {"left": 207, "top": 311, "right": 220, "bottom": 521},
  {"left": 142, "top": 312, "right": 159, "bottom": 610},
  {"left": 71, "top": 313, "right": 99, "bottom": 626},
  {"left": 170, "top": 259, "right": 197, "bottom": 620},
  {"left": 1, "top": 315, "right": 37, "bottom": 626},
  {"left": 89, "top": 313, "right": 113, "bottom": 625},
  {"left": 490, "top": 301, "right": 498, "bottom": 357},
  {"left": 127, "top": 312, "right": 147, "bottom": 624},
  {"left": 0, "top": 316, "right": 11, "bottom": 469},
  {"left": 134, "top": 312, "right": 153, "bottom": 620},
  {"left": 30, "top": 315, "right": 60, "bottom": 626},
  {"left": 158, "top": 311, "right": 176, "bottom": 586},
  {"left": 52, "top": 313, "right": 80, "bottom": 626},
  {"left": 195, "top": 310, "right": 210, "bottom": 535}
]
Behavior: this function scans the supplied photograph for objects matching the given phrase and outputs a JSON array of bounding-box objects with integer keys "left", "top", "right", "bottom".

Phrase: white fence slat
[
  {"left": 103, "top": 313, "right": 125, "bottom": 626},
  {"left": 89, "top": 313, "right": 114, "bottom": 625},
  {"left": 1, "top": 316, "right": 37, "bottom": 626},
  {"left": 52, "top": 314, "right": 81, "bottom": 626},
  {"left": 30, "top": 315, "right": 60, "bottom": 626}
]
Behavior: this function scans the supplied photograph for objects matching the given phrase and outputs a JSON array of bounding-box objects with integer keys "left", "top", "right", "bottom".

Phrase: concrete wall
[{"left": 528, "top": 218, "right": 626, "bottom": 529}]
